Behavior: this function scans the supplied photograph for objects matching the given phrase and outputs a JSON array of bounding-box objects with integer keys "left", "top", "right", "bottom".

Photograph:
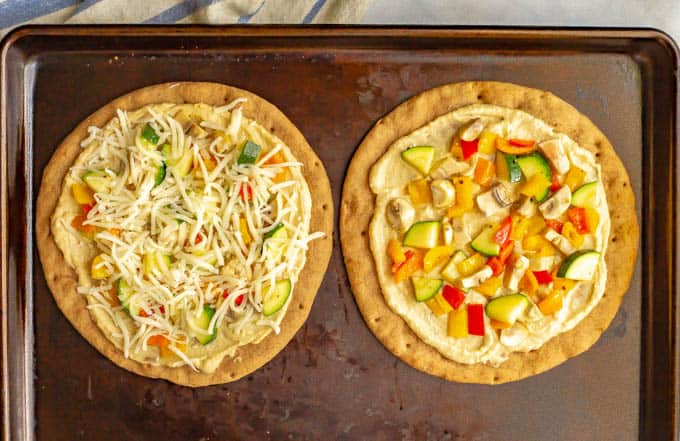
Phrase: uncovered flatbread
[
  {"left": 37, "top": 82, "right": 333, "bottom": 387},
  {"left": 340, "top": 81, "right": 638, "bottom": 384}
]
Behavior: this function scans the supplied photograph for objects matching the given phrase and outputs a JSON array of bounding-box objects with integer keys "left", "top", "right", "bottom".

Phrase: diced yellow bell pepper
[
  {"left": 239, "top": 217, "right": 252, "bottom": 245},
  {"left": 447, "top": 309, "right": 469, "bottom": 338},
  {"left": 562, "top": 222, "right": 584, "bottom": 248},
  {"left": 450, "top": 137, "right": 464, "bottom": 160},
  {"left": 72, "top": 183, "right": 95, "bottom": 205},
  {"left": 510, "top": 215, "right": 529, "bottom": 241},
  {"left": 387, "top": 239, "right": 406, "bottom": 264},
  {"left": 426, "top": 297, "right": 446, "bottom": 317},
  {"left": 91, "top": 254, "right": 110, "bottom": 280},
  {"left": 584, "top": 208, "right": 599, "bottom": 232},
  {"left": 447, "top": 176, "right": 473, "bottom": 218},
  {"left": 526, "top": 216, "right": 547, "bottom": 237},
  {"left": 407, "top": 179, "right": 432, "bottom": 206},
  {"left": 519, "top": 174, "right": 552, "bottom": 199},
  {"left": 553, "top": 278, "right": 577, "bottom": 295},
  {"left": 434, "top": 292, "right": 454, "bottom": 314},
  {"left": 160, "top": 338, "right": 187, "bottom": 360},
  {"left": 538, "top": 245, "right": 557, "bottom": 257},
  {"left": 423, "top": 245, "right": 454, "bottom": 272},
  {"left": 538, "top": 291, "right": 564, "bottom": 315},
  {"left": 477, "top": 130, "right": 498, "bottom": 154},
  {"left": 523, "top": 235, "right": 552, "bottom": 251},
  {"left": 456, "top": 252, "right": 486, "bottom": 276},
  {"left": 476, "top": 276, "right": 502, "bottom": 297},
  {"left": 519, "top": 271, "right": 538, "bottom": 295},
  {"left": 564, "top": 166, "right": 586, "bottom": 192}
]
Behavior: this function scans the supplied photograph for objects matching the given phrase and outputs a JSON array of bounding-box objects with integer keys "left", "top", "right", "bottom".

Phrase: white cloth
[{"left": 0, "top": 0, "right": 372, "bottom": 38}]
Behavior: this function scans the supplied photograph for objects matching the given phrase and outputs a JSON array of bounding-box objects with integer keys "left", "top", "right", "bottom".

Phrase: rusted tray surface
[{"left": 1, "top": 26, "right": 678, "bottom": 441}]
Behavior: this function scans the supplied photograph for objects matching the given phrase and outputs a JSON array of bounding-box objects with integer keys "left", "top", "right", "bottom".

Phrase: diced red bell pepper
[
  {"left": 467, "top": 304, "right": 485, "bottom": 336},
  {"left": 545, "top": 219, "right": 564, "bottom": 234},
  {"left": 508, "top": 138, "right": 535, "bottom": 147},
  {"left": 494, "top": 216, "right": 512, "bottom": 245},
  {"left": 222, "top": 289, "right": 230, "bottom": 299},
  {"left": 139, "top": 309, "right": 151, "bottom": 318},
  {"left": 239, "top": 183, "right": 253, "bottom": 201},
  {"left": 550, "top": 167, "right": 560, "bottom": 192},
  {"left": 567, "top": 207, "right": 589, "bottom": 234},
  {"left": 532, "top": 270, "right": 554, "bottom": 285},
  {"left": 159, "top": 305, "right": 165, "bottom": 315},
  {"left": 487, "top": 240, "right": 514, "bottom": 276},
  {"left": 235, "top": 294, "right": 244, "bottom": 306},
  {"left": 442, "top": 285, "right": 466, "bottom": 310},
  {"left": 487, "top": 257, "right": 505, "bottom": 276},
  {"left": 147, "top": 335, "right": 169, "bottom": 347},
  {"left": 71, "top": 214, "right": 96, "bottom": 236},
  {"left": 194, "top": 234, "right": 203, "bottom": 244},
  {"left": 82, "top": 201, "right": 96, "bottom": 214},
  {"left": 460, "top": 139, "right": 479, "bottom": 160}
]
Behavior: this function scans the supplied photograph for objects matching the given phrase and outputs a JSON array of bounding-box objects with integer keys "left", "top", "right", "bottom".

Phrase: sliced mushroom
[
  {"left": 430, "top": 179, "right": 456, "bottom": 208},
  {"left": 451, "top": 217, "right": 470, "bottom": 249},
  {"left": 458, "top": 118, "right": 485, "bottom": 142},
  {"left": 516, "top": 195, "right": 537, "bottom": 217},
  {"left": 538, "top": 139, "right": 570, "bottom": 175},
  {"left": 430, "top": 156, "right": 470, "bottom": 179},
  {"left": 460, "top": 265, "right": 494, "bottom": 289},
  {"left": 476, "top": 183, "right": 515, "bottom": 217},
  {"left": 544, "top": 229, "right": 575, "bottom": 255},
  {"left": 386, "top": 198, "right": 415, "bottom": 232},
  {"left": 538, "top": 186, "right": 572, "bottom": 219},
  {"left": 506, "top": 255, "right": 530, "bottom": 291},
  {"left": 441, "top": 217, "right": 454, "bottom": 245}
]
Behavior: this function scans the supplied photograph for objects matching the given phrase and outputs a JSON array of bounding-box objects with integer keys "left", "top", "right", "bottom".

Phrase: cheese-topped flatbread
[{"left": 37, "top": 82, "right": 333, "bottom": 386}]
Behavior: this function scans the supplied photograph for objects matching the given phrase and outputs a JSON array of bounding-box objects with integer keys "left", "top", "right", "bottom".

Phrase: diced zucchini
[
  {"left": 237, "top": 140, "right": 262, "bottom": 165},
  {"left": 117, "top": 278, "right": 133, "bottom": 311},
  {"left": 441, "top": 250, "right": 468, "bottom": 283},
  {"left": 264, "top": 223, "right": 285, "bottom": 239},
  {"left": 82, "top": 169, "right": 114, "bottom": 193},
  {"left": 263, "top": 279, "right": 292, "bottom": 316},
  {"left": 485, "top": 293, "right": 530, "bottom": 325},
  {"left": 400, "top": 146, "right": 435, "bottom": 175},
  {"left": 143, "top": 252, "right": 172, "bottom": 276},
  {"left": 571, "top": 181, "right": 598, "bottom": 208},
  {"left": 411, "top": 277, "right": 443, "bottom": 302},
  {"left": 516, "top": 152, "right": 552, "bottom": 201},
  {"left": 470, "top": 225, "right": 501, "bottom": 257},
  {"left": 193, "top": 305, "right": 218, "bottom": 345},
  {"left": 141, "top": 123, "right": 160, "bottom": 145},
  {"left": 495, "top": 152, "right": 522, "bottom": 183},
  {"left": 154, "top": 162, "right": 166, "bottom": 187},
  {"left": 557, "top": 250, "right": 600, "bottom": 280},
  {"left": 264, "top": 224, "right": 289, "bottom": 258},
  {"left": 403, "top": 221, "right": 440, "bottom": 249}
]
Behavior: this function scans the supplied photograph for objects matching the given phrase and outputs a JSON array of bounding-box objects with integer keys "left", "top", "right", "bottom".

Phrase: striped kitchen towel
[{"left": 0, "top": 0, "right": 371, "bottom": 38}]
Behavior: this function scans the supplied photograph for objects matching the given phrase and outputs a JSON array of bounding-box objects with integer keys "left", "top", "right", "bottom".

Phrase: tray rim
[{"left": 1, "top": 25, "right": 678, "bottom": 441}]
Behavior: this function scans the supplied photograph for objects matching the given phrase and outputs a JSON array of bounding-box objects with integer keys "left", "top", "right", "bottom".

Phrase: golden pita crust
[
  {"left": 36, "top": 82, "right": 333, "bottom": 387},
  {"left": 340, "top": 81, "right": 638, "bottom": 384}
]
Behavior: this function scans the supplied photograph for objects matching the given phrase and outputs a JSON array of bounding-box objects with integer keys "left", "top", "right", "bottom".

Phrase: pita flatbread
[
  {"left": 340, "top": 81, "right": 638, "bottom": 384},
  {"left": 36, "top": 82, "right": 333, "bottom": 387}
]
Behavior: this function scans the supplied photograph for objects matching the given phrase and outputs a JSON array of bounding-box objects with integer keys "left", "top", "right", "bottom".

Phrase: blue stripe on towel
[
  {"left": 236, "top": 0, "right": 265, "bottom": 24},
  {"left": 0, "top": 0, "right": 78, "bottom": 28},
  {"left": 302, "top": 0, "right": 326, "bottom": 24},
  {"left": 143, "top": 0, "right": 222, "bottom": 24}
]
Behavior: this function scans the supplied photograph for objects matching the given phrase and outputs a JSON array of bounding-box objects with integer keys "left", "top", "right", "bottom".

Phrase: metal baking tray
[{"left": 1, "top": 26, "right": 677, "bottom": 441}]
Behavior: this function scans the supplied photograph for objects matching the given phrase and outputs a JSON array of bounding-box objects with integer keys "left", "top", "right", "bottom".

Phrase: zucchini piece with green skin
[
  {"left": 557, "top": 250, "right": 600, "bottom": 280},
  {"left": 403, "top": 221, "right": 440, "bottom": 249},
  {"left": 411, "top": 277, "right": 443, "bottom": 302},
  {"left": 117, "top": 278, "right": 133, "bottom": 311},
  {"left": 400, "top": 146, "right": 435, "bottom": 175},
  {"left": 441, "top": 250, "right": 468, "bottom": 283},
  {"left": 264, "top": 224, "right": 289, "bottom": 258},
  {"left": 264, "top": 223, "right": 285, "bottom": 239},
  {"left": 470, "top": 225, "right": 500, "bottom": 257},
  {"left": 237, "top": 140, "right": 262, "bottom": 164},
  {"left": 263, "top": 279, "right": 292, "bottom": 316},
  {"left": 485, "top": 294, "right": 530, "bottom": 325},
  {"left": 141, "top": 123, "right": 160, "bottom": 146},
  {"left": 516, "top": 152, "right": 552, "bottom": 201},
  {"left": 571, "top": 181, "right": 598, "bottom": 208},
  {"left": 495, "top": 153, "right": 522, "bottom": 183},
  {"left": 193, "top": 305, "right": 218, "bottom": 345},
  {"left": 154, "top": 162, "right": 167, "bottom": 187},
  {"left": 82, "top": 169, "right": 114, "bottom": 193}
]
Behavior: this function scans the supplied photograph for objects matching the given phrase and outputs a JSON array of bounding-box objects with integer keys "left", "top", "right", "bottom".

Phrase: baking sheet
[{"left": 1, "top": 26, "right": 677, "bottom": 441}]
